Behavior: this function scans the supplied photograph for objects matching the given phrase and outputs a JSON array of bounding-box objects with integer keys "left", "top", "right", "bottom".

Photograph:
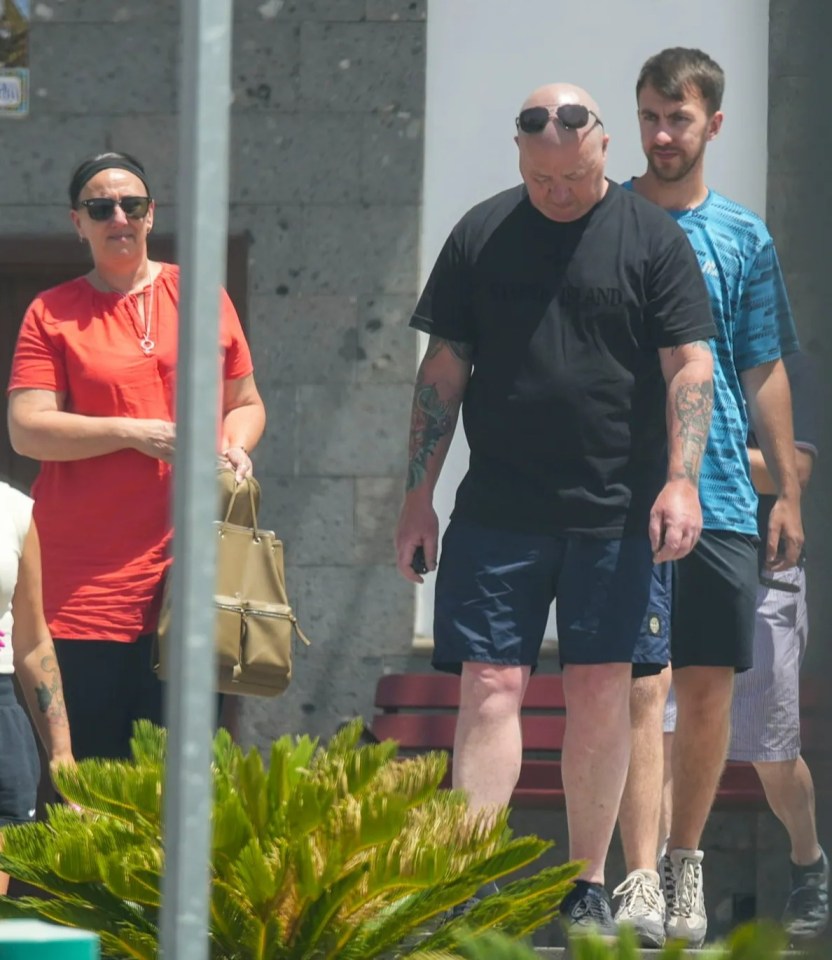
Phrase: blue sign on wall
[{"left": 0, "top": 0, "right": 30, "bottom": 117}]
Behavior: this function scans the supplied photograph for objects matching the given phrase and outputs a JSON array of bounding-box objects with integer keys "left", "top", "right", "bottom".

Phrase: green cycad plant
[
  {"left": 391, "top": 920, "right": 792, "bottom": 960},
  {"left": 562, "top": 920, "right": 790, "bottom": 960},
  {"left": 0, "top": 719, "right": 580, "bottom": 960}
]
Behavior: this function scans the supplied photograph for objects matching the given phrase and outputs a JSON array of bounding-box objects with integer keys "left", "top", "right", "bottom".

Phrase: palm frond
[
  {"left": 2, "top": 895, "right": 157, "bottom": 960},
  {"left": 723, "top": 920, "right": 788, "bottom": 959},
  {"left": 128, "top": 720, "right": 168, "bottom": 766},
  {"left": 229, "top": 839, "right": 282, "bottom": 914},
  {"left": 410, "top": 930, "right": 542, "bottom": 960},
  {"left": 213, "top": 789, "right": 256, "bottom": 864},
  {"left": 210, "top": 878, "right": 259, "bottom": 951},
  {"left": 102, "top": 849, "right": 163, "bottom": 907},
  {"left": 52, "top": 761, "right": 163, "bottom": 828},
  {"left": 0, "top": 720, "right": 573, "bottom": 960},
  {"left": 284, "top": 862, "right": 368, "bottom": 957}
]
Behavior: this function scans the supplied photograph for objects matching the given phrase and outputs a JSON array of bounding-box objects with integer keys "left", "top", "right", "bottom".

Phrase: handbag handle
[{"left": 221, "top": 477, "right": 261, "bottom": 539}]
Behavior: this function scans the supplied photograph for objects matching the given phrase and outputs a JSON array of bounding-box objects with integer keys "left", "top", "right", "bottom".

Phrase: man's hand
[
  {"left": 765, "top": 495, "right": 804, "bottom": 570},
  {"left": 395, "top": 495, "right": 439, "bottom": 584},
  {"left": 741, "top": 359, "right": 804, "bottom": 570},
  {"left": 649, "top": 478, "right": 703, "bottom": 563}
]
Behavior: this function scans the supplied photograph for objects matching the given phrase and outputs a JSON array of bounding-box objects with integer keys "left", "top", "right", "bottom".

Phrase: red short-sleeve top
[{"left": 7, "top": 263, "right": 254, "bottom": 642}]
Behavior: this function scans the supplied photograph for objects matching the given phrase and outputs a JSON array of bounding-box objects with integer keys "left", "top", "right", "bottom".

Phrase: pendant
[{"left": 140, "top": 337, "right": 155, "bottom": 355}]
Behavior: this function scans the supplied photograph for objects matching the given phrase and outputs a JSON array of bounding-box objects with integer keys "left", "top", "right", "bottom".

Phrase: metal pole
[{"left": 159, "top": 1, "right": 233, "bottom": 958}]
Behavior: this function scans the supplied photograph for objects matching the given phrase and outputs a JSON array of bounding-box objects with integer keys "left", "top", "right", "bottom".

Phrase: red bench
[{"left": 370, "top": 672, "right": 819, "bottom": 810}]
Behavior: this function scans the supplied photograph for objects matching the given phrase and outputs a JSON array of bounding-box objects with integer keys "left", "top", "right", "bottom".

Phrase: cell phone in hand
[{"left": 411, "top": 545, "right": 429, "bottom": 575}]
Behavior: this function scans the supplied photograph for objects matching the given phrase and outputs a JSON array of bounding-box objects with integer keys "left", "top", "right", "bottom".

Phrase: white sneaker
[
  {"left": 613, "top": 869, "right": 666, "bottom": 947},
  {"left": 664, "top": 848, "right": 707, "bottom": 946}
]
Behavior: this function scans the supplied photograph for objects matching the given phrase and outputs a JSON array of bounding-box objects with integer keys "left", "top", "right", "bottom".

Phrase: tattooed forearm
[
  {"left": 670, "top": 339, "right": 710, "bottom": 356},
  {"left": 405, "top": 336, "right": 471, "bottom": 491},
  {"left": 34, "top": 654, "right": 69, "bottom": 727},
  {"left": 424, "top": 335, "right": 474, "bottom": 363},
  {"left": 406, "top": 383, "right": 456, "bottom": 491},
  {"left": 671, "top": 380, "right": 714, "bottom": 484}
]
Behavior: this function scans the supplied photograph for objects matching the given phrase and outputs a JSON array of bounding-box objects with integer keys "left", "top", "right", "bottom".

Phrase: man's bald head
[
  {"left": 517, "top": 83, "right": 606, "bottom": 148},
  {"left": 515, "top": 82, "right": 610, "bottom": 222}
]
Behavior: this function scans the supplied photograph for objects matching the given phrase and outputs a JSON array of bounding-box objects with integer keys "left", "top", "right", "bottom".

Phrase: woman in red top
[{"left": 7, "top": 151, "right": 266, "bottom": 761}]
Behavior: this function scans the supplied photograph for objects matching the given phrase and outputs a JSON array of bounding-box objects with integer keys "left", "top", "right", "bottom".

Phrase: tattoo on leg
[
  {"left": 34, "top": 654, "right": 69, "bottom": 727},
  {"left": 406, "top": 383, "right": 454, "bottom": 491},
  {"left": 673, "top": 380, "right": 714, "bottom": 483}
]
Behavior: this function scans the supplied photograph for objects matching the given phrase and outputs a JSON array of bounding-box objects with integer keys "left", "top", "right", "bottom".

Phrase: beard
[{"left": 647, "top": 138, "right": 707, "bottom": 183}]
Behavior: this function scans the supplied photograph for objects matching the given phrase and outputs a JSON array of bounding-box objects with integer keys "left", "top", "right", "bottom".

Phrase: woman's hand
[
  {"left": 130, "top": 418, "right": 176, "bottom": 463},
  {"left": 49, "top": 752, "right": 77, "bottom": 784},
  {"left": 221, "top": 445, "right": 253, "bottom": 482}
]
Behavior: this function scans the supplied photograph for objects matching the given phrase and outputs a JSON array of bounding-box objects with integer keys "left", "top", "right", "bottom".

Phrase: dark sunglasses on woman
[
  {"left": 78, "top": 196, "right": 152, "bottom": 221},
  {"left": 516, "top": 103, "right": 604, "bottom": 134}
]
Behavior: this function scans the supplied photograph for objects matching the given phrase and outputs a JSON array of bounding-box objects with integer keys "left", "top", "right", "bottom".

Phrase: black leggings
[{"left": 54, "top": 634, "right": 164, "bottom": 761}]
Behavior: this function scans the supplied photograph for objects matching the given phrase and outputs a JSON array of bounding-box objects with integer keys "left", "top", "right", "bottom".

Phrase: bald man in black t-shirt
[{"left": 395, "top": 81, "right": 716, "bottom": 938}]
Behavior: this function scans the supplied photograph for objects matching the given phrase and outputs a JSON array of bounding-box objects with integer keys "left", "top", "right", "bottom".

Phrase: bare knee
[
  {"left": 630, "top": 668, "right": 671, "bottom": 727},
  {"left": 674, "top": 666, "right": 733, "bottom": 721},
  {"left": 459, "top": 662, "right": 528, "bottom": 720},
  {"left": 753, "top": 758, "right": 808, "bottom": 790},
  {"left": 564, "top": 662, "right": 631, "bottom": 716}
]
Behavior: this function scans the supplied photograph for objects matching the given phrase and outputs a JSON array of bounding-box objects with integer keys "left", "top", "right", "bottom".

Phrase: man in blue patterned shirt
[{"left": 611, "top": 48, "right": 805, "bottom": 948}]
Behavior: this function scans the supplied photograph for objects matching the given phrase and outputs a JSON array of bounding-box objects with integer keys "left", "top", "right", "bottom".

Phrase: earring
[{"left": 78, "top": 235, "right": 85, "bottom": 243}]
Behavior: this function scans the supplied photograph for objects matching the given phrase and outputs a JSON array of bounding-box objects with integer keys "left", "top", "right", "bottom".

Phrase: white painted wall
[{"left": 415, "top": 0, "right": 770, "bottom": 638}]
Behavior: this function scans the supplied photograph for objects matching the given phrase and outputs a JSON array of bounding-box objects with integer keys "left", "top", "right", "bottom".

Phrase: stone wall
[{"left": 0, "top": 0, "right": 427, "bottom": 746}]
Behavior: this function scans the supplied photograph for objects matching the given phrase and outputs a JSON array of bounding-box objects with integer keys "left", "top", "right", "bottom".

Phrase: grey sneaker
[
  {"left": 440, "top": 882, "right": 499, "bottom": 925},
  {"left": 664, "top": 848, "right": 706, "bottom": 946},
  {"left": 613, "top": 869, "right": 666, "bottom": 947},
  {"left": 560, "top": 881, "right": 617, "bottom": 941},
  {"left": 783, "top": 848, "right": 829, "bottom": 942}
]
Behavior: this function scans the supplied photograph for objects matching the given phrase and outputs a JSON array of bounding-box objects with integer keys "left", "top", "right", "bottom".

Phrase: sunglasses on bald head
[
  {"left": 516, "top": 103, "right": 604, "bottom": 135},
  {"left": 78, "top": 196, "right": 152, "bottom": 221}
]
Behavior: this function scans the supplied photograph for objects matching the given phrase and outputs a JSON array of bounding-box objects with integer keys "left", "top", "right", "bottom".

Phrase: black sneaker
[
  {"left": 560, "top": 881, "right": 618, "bottom": 941},
  {"left": 783, "top": 848, "right": 829, "bottom": 942},
  {"left": 441, "top": 882, "right": 499, "bottom": 925}
]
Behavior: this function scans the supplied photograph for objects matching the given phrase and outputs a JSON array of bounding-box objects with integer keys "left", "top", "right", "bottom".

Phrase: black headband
[{"left": 69, "top": 158, "right": 150, "bottom": 207}]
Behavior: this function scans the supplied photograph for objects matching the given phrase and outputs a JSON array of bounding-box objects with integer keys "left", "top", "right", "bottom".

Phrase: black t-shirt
[
  {"left": 749, "top": 349, "right": 819, "bottom": 557},
  {"left": 410, "top": 181, "right": 715, "bottom": 537}
]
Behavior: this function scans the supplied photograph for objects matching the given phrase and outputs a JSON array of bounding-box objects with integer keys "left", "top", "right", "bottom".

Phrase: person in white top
[{"left": 0, "top": 479, "right": 74, "bottom": 895}]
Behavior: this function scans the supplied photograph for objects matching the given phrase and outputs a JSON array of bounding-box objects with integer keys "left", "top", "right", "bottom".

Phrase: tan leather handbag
[{"left": 155, "top": 475, "right": 310, "bottom": 696}]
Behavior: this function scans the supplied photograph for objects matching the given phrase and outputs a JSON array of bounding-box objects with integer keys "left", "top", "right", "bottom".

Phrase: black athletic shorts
[
  {"left": 671, "top": 529, "right": 758, "bottom": 672},
  {"left": 0, "top": 675, "right": 40, "bottom": 827}
]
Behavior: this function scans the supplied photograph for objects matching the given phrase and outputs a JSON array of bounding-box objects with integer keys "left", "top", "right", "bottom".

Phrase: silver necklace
[
  {"left": 95, "top": 268, "right": 155, "bottom": 355},
  {"left": 139, "top": 282, "right": 155, "bottom": 355}
]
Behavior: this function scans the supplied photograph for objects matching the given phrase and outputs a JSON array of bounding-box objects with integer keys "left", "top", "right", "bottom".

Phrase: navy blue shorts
[
  {"left": 0, "top": 676, "right": 40, "bottom": 827},
  {"left": 433, "top": 519, "right": 671, "bottom": 674}
]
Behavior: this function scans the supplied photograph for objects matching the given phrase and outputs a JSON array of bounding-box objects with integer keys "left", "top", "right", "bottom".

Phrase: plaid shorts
[{"left": 728, "top": 567, "right": 807, "bottom": 762}]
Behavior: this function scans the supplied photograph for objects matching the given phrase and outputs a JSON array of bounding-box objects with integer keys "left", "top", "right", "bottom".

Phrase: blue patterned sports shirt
[{"left": 623, "top": 182, "right": 799, "bottom": 533}]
